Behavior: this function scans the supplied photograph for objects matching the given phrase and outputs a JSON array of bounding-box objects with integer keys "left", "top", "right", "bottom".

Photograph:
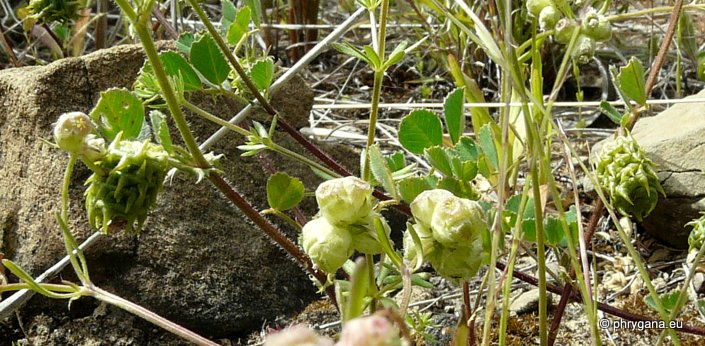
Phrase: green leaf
[
  {"left": 191, "top": 33, "right": 230, "bottom": 85},
  {"left": 159, "top": 51, "right": 202, "bottom": 91},
  {"left": 424, "top": 146, "right": 453, "bottom": 176},
  {"left": 332, "top": 42, "right": 371, "bottom": 65},
  {"left": 344, "top": 257, "right": 370, "bottom": 321},
  {"left": 249, "top": 58, "right": 274, "bottom": 91},
  {"left": 451, "top": 137, "right": 480, "bottom": 162},
  {"left": 385, "top": 151, "right": 406, "bottom": 171},
  {"left": 220, "top": 0, "right": 237, "bottom": 36},
  {"left": 266, "top": 172, "right": 305, "bottom": 210},
  {"left": 443, "top": 87, "right": 465, "bottom": 144},
  {"left": 243, "top": 0, "right": 262, "bottom": 27},
  {"left": 368, "top": 145, "right": 398, "bottom": 199},
  {"left": 617, "top": 57, "right": 646, "bottom": 106},
  {"left": 477, "top": 124, "right": 498, "bottom": 170},
  {"left": 644, "top": 291, "right": 680, "bottom": 314},
  {"left": 437, "top": 177, "right": 465, "bottom": 198},
  {"left": 383, "top": 41, "right": 408, "bottom": 69},
  {"left": 599, "top": 100, "right": 623, "bottom": 125},
  {"left": 363, "top": 45, "right": 381, "bottom": 69},
  {"left": 398, "top": 109, "right": 443, "bottom": 154},
  {"left": 149, "top": 110, "right": 173, "bottom": 153},
  {"left": 226, "top": 6, "right": 252, "bottom": 45},
  {"left": 697, "top": 299, "right": 705, "bottom": 320},
  {"left": 398, "top": 176, "right": 435, "bottom": 203},
  {"left": 176, "top": 32, "right": 195, "bottom": 55},
  {"left": 90, "top": 88, "right": 144, "bottom": 141}
]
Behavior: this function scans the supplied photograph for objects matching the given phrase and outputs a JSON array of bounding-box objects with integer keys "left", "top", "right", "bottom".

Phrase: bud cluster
[
  {"left": 527, "top": 1, "right": 612, "bottom": 64},
  {"left": 595, "top": 134, "right": 664, "bottom": 222},
  {"left": 301, "top": 177, "right": 388, "bottom": 273},
  {"left": 403, "top": 189, "right": 487, "bottom": 282}
]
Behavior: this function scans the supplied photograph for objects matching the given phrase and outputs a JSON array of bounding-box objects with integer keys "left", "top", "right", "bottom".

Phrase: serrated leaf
[
  {"left": 477, "top": 124, "right": 498, "bottom": 170},
  {"left": 424, "top": 146, "right": 453, "bottom": 176},
  {"left": 368, "top": 145, "right": 397, "bottom": 199},
  {"left": 266, "top": 172, "right": 304, "bottom": 210},
  {"left": 90, "top": 88, "right": 144, "bottom": 141},
  {"left": 149, "top": 110, "right": 173, "bottom": 153},
  {"left": 385, "top": 151, "right": 406, "bottom": 171},
  {"left": 398, "top": 176, "right": 435, "bottom": 203},
  {"left": 226, "top": 6, "right": 252, "bottom": 45},
  {"left": 443, "top": 87, "right": 465, "bottom": 144},
  {"left": 599, "top": 100, "right": 623, "bottom": 125},
  {"left": 159, "top": 51, "right": 202, "bottom": 91},
  {"left": 220, "top": 0, "right": 237, "bottom": 36},
  {"left": 437, "top": 177, "right": 464, "bottom": 197},
  {"left": 249, "top": 58, "right": 274, "bottom": 91},
  {"left": 617, "top": 57, "right": 646, "bottom": 106},
  {"left": 191, "top": 34, "right": 230, "bottom": 85},
  {"left": 176, "top": 32, "right": 195, "bottom": 55},
  {"left": 398, "top": 109, "right": 443, "bottom": 154},
  {"left": 451, "top": 136, "right": 480, "bottom": 161}
]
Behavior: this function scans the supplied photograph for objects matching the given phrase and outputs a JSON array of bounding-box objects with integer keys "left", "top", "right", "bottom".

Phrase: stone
[
  {"left": 0, "top": 43, "right": 356, "bottom": 341},
  {"left": 591, "top": 89, "right": 705, "bottom": 248},
  {"left": 509, "top": 288, "right": 555, "bottom": 315}
]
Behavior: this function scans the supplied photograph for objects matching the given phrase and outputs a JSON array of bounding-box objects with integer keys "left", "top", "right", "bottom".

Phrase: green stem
[
  {"left": 181, "top": 99, "right": 250, "bottom": 137},
  {"left": 362, "top": 0, "right": 390, "bottom": 182},
  {"left": 87, "top": 285, "right": 219, "bottom": 346},
  {"left": 269, "top": 142, "right": 341, "bottom": 179},
  {"left": 262, "top": 209, "right": 302, "bottom": 231},
  {"left": 61, "top": 154, "right": 77, "bottom": 221}
]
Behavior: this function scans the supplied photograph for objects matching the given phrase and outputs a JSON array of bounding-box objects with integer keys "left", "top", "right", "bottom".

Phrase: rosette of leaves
[
  {"left": 27, "top": 0, "right": 83, "bottom": 24},
  {"left": 85, "top": 133, "right": 170, "bottom": 233},
  {"left": 596, "top": 134, "right": 665, "bottom": 221}
]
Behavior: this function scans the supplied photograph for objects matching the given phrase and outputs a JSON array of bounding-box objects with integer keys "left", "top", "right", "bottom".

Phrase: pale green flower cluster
[
  {"left": 301, "top": 176, "right": 388, "bottom": 273},
  {"left": 53, "top": 112, "right": 106, "bottom": 162},
  {"left": 404, "top": 189, "right": 487, "bottom": 282}
]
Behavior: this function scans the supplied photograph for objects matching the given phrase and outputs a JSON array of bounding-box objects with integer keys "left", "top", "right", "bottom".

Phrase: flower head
[
  {"left": 316, "top": 176, "right": 373, "bottom": 226},
  {"left": 301, "top": 218, "right": 353, "bottom": 273},
  {"left": 337, "top": 315, "right": 401, "bottom": 346}
]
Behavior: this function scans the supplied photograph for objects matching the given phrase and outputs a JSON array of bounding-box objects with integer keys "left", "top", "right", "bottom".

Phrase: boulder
[
  {"left": 0, "top": 43, "right": 352, "bottom": 341},
  {"left": 591, "top": 90, "right": 705, "bottom": 248}
]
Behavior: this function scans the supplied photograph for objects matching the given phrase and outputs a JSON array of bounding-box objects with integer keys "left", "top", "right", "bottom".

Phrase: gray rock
[
  {"left": 0, "top": 43, "right": 354, "bottom": 341},
  {"left": 591, "top": 90, "right": 705, "bottom": 248},
  {"left": 509, "top": 288, "right": 555, "bottom": 315}
]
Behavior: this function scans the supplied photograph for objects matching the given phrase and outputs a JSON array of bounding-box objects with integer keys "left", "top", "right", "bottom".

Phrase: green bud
[
  {"left": 582, "top": 9, "right": 611, "bottom": 41},
  {"left": 338, "top": 315, "right": 401, "bottom": 346},
  {"left": 596, "top": 134, "right": 665, "bottom": 221},
  {"left": 430, "top": 196, "right": 486, "bottom": 248},
  {"left": 301, "top": 218, "right": 353, "bottom": 273},
  {"left": 429, "top": 240, "right": 484, "bottom": 282},
  {"left": 349, "top": 223, "right": 383, "bottom": 255},
  {"left": 316, "top": 176, "right": 373, "bottom": 226},
  {"left": 410, "top": 189, "right": 455, "bottom": 229},
  {"left": 53, "top": 112, "right": 94, "bottom": 155},
  {"left": 538, "top": 6, "right": 560, "bottom": 32},
  {"left": 526, "top": 0, "right": 554, "bottom": 17},
  {"left": 554, "top": 18, "right": 578, "bottom": 44},
  {"left": 571, "top": 34, "right": 596, "bottom": 64},
  {"left": 687, "top": 214, "right": 705, "bottom": 252}
]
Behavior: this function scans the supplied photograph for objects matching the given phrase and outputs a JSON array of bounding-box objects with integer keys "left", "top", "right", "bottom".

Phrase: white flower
[
  {"left": 301, "top": 218, "right": 353, "bottom": 273},
  {"left": 316, "top": 176, "right": 373, "bottom": 226}
]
